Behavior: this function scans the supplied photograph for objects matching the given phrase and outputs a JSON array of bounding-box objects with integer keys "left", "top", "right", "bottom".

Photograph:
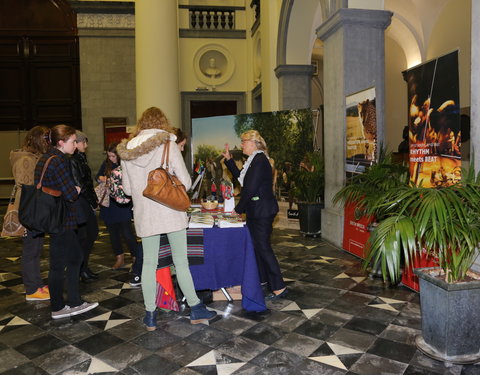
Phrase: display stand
[
  {"left": 342, "top": 201, "right": 373, "bottom": 259},
  {"left": 401, "top": 251, "right": 438, "bottom": 292}
]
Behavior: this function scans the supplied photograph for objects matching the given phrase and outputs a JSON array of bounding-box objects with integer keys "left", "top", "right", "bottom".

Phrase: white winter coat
[{"left": 117, "top": 129, "right": 192, "bottom": 237}]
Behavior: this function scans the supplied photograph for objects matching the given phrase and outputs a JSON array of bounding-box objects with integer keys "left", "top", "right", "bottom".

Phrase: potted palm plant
[
  {"left": 362, "top": 165, "right": 480, "bottom": 364},
  {"left": 290, "top": 151, "right": 324, "bottom": 236},
  {"left": 332, "top": 149, "right": 409, "bottom": 223}
]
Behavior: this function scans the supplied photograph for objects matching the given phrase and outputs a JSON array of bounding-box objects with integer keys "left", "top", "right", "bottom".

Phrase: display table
[{"left": 189, "top": 227, "right": 267, "bottom": 312}]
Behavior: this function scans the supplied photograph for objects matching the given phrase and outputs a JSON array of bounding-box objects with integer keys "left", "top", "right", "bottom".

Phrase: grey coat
[{"left": 117, "top": 129, "right": 192, "bottom": 238}]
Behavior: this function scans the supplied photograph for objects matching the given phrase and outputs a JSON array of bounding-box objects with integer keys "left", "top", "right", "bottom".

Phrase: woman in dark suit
[{"left": 222, "top": 130, "right": 287, "bottom": 299}]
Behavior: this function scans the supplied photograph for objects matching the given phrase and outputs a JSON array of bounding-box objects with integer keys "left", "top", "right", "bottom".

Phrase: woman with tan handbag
[
  {"left": 9, "top": 126, "right": 51, "bottom": 301},
  {"left": 118, "top": 107, "right": 216, "bottom": 331}
]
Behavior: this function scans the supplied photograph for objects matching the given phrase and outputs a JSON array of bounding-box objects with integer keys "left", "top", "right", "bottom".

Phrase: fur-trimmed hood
[{"left": 117, "top": 129, "right": 173, "bottom": 168}]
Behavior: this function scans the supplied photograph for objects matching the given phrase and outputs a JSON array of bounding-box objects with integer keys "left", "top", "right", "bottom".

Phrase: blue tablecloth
[{"left": 189, "top": 227, "right": 267, "bottom": 312}]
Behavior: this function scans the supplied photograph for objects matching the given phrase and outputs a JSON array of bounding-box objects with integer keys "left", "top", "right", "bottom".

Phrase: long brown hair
[
  {"left": 104, "top": 141, "right": 120, "bottom": 178},
  {"left": 23, "top": 126, "right": 50, "bottom": 155},
  {"left": 171, "top": 127, "right": 186, "bottom": 144}
]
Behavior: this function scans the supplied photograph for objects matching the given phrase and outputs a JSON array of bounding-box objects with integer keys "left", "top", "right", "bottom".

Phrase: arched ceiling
[{"left": 385, "top": 0, "right": 450, "bottom": 68}]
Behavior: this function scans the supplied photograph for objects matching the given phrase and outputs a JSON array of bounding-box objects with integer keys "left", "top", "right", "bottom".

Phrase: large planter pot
[
  {"left": 414, "top": 267, "right": 480, "bottom": 364},
  {"left": 297, "top": 202, "right": 323, "bottom": 237}
]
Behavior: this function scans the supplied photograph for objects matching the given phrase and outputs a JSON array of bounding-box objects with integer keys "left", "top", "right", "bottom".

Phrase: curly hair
[
  {"left": 133, "top": 107, "right": 172, "bottom": 136},
  {"left": 23, "top": 126, "right": 50, "bottom": 155}
]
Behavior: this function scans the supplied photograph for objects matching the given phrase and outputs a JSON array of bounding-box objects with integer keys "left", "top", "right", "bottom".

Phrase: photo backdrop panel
[
  {"left": 191, "top": 109, "right": 314, "bottom": 201},
  {"left": 404, "top": 50, "right": 460, "bottom": 187}
]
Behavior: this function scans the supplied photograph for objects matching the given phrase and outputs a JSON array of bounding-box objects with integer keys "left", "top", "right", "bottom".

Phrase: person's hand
[
  {"left": 75, "top": 186, "right": 81, "bottom": 194},
  {"left": 222, "top": 143, "right": 231, "bottom": 160},
  {"left": 98, "top": 176, "right": 107, "bottom": 183}
]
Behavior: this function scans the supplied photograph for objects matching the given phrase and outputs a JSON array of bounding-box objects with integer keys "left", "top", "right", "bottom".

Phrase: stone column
[
  {"left": 317, "top": 8, "right": 392, "bottom": 247},
  {"left": 135, "top": 0, "right": 180, "bottom": 126},
  {"left": 274, "top": 65, "right": 314, "bottom": 110},
  {"left": 470, "top": 0, "right": 480, "bottom": 272}
]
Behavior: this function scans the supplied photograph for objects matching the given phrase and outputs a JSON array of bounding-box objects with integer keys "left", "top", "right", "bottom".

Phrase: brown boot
[{"left": 112, "top": 254, "right": 125, "bottom": 270}]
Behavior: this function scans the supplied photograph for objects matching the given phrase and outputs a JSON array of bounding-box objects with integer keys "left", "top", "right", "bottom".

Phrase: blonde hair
[
  {"left": 133, "top": 107, "right": 172, "bottom": 136},
  {"left": 241, "top": 130, "right": 268, "bottom": 154}
]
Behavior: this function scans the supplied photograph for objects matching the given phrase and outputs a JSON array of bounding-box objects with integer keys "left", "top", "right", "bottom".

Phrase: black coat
[
  {"left": 224, "top": 153, "right": 278, "bottom": 218},
  {"left": 70, "top": 151, "right": 98, "bottom": 209}
]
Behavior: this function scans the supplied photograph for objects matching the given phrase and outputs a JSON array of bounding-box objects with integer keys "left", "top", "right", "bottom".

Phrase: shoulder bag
[
  {"left": 1, "top": 184, "right": 26, "bottom": 237},
  {"left": 19, "top": 156, "right": 66, "bottom": 234},
  {"left": 95, "top": 181, "right": 110, "bottom": 207},
  {"left": 143, "top": 140, "right": 190, "bottom": 211}
]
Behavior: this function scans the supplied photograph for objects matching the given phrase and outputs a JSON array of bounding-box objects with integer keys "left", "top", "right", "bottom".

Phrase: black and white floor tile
[{"left": 0, "top": 219, "right": 479, "bottom": 374}]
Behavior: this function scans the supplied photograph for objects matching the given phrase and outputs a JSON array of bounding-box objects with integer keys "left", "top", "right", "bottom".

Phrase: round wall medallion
[{"left": 194, "top": 44, "right": 234, "bottom": 86}]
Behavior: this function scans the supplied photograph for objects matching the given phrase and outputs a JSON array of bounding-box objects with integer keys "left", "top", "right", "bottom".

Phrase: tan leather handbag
[{"left": 143, "top": 140, "right": 190, "bottom": 211}]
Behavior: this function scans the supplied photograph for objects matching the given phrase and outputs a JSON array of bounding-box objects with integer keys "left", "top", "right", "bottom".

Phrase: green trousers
[{"left": 141, "top": 229, "right": 200, "bottom": 312}]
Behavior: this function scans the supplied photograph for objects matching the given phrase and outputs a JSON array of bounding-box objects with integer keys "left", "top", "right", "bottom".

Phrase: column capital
[
  {"left": 274, "top": 64, "right": 314, "bottom": 78},
  {"left": 317, "top": 8, "right": 392, "bottom": 41}
]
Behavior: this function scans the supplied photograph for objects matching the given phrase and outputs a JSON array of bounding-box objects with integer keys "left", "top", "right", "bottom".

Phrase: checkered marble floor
[{"left": 0, "top": 223, "right": 478, "bottom": 374}]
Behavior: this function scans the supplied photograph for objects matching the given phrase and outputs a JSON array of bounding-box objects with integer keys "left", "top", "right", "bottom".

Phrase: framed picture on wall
[{"left": 103, "top": 117, "right": 128, "bottom": 149}]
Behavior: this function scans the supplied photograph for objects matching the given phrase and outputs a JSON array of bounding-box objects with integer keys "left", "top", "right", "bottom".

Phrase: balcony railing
[{"left": 189, "top": 8, "right": 235, "bottom": 30}]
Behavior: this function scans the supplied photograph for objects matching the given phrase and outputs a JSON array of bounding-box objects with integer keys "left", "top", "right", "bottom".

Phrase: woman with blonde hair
[
  {"left": 118, "top": 107, "right": 216, "bottom": 330},
  {"left": 222, "top": 130, "right": 287, "bottom": 299},
  {"left": 10, "top": 126, "right": 51, "bottom": 301}
]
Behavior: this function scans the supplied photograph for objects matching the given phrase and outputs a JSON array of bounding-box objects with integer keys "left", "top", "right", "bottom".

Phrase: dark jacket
[
  {"left": 95, "top": 161, "right": 133, "bottom": 225},
  {"left": 224, "top": 153, "right": 278, "bottom": 218},
  {"left": 34, "top": 148, "right": 79, "bottom": 231},
  {"left": 70, "top": 151, "right": 98, "bottom": 209}
]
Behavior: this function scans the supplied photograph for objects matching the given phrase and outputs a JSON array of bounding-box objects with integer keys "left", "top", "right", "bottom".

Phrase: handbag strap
[
  {"left": 8, "top": 184, "right": 17, "bottom": 205},
  {"left": 36, "top": 155, "right": 57, "bottom": 189},
  {"left": 160, "top": 139, "right": 171, "bottom": 172}
]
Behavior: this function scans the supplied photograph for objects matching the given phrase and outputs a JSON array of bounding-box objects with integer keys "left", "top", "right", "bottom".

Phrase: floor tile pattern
[{"left": 0, "top": 218, "right": 479, "bottom": 374}]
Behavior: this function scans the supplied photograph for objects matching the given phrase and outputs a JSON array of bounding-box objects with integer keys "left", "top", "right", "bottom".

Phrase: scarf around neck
[{"left": 238, "top": 150, "right": 265, "bottom": 187}]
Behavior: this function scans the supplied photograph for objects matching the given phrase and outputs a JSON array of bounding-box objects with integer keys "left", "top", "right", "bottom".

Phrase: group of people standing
[
  {"left": 10, "top": 125, "right": 140, "bottom": 319},
  {"left": 9, "top": 105, "right": 287, "bottom": 330}
]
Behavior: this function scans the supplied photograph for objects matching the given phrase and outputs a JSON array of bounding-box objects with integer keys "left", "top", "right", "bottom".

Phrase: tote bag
[
  {"left": 94, "top": 182, "right": 110, "bottom": 207},
  {"left": 1, "top": 185, "right": 26, "bottom": 237},
  {"left": 143, "top": 140, "right": 190, "bottom": 211},
  {"left": 19, "top": 156, "right": 66, "bottom": 234}
]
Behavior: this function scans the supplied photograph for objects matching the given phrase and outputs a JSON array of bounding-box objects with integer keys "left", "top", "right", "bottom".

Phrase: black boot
[
  {"left": 80, "top": 271, "right": 94, "bottom": 283},
  {"left": 86, "top": 268, "right": 99, "bottom": 279}
]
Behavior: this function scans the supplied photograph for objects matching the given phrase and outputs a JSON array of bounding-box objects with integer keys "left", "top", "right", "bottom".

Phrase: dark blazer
[
  {"left": 70, "top": 151, "right": 98, "bottom": 209},
  {"left": 224, "top": 153, "right": 278, "bottom": 218}
]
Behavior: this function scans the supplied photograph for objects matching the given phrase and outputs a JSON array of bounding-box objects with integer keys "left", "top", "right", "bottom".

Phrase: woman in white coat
[{"left": 117, "top": 107, "right": 216, "bottom": 330}]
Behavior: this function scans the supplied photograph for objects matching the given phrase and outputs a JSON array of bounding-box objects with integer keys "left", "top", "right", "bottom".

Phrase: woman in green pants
[{"left": 117, "top": 107, "right": 216, "bottom": 331}]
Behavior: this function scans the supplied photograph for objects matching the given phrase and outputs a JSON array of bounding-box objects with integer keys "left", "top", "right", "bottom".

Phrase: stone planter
[
  {"left": 297, "top": 202, "right": 323, "bottom": 237},
  {"left": 414, "top": 267, "right": 480, "bottom": 364}
]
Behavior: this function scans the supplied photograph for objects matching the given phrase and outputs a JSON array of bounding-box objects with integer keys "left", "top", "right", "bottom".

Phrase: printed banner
[
  {"left": 403, "top": 51, "right": 461, "bottom": 187},
  {"left": 345, "top": 87, "right": 377, "bottom": 177}
]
